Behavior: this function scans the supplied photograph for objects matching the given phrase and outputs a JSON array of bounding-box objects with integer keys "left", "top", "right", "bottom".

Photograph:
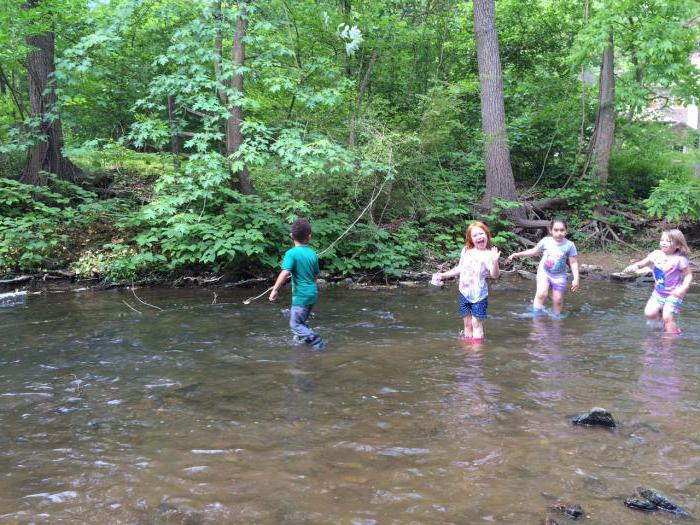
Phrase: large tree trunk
[
  {"left": 472, "top": 0, "right": 520, "bottom": 214},
  {"left": 592, "top": 33, "right": 615, "bottom": 184},
  {"left": 20, "top": 30, "right": 80, "bottom": 185},
  {"left": 227, "top": 0, "right": 255, "bottom": 195}
]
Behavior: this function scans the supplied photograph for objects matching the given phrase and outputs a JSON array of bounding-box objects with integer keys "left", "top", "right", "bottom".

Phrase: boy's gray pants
[{"left": 289, "top": 305, "right": 322, "bottom": 347}]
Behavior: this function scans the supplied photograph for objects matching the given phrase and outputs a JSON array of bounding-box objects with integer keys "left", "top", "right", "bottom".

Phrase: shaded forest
[{"left": 0, "top": 0, "right": 698, "bottom": 280}]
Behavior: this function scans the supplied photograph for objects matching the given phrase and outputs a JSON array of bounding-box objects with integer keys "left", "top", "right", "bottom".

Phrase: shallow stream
[{"left": 0, "top": 278, "right": 698, "bottom": 523}]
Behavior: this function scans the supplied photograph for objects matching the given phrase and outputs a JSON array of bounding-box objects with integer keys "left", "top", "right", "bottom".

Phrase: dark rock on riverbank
[{"left": 570, "top": 407, "right": 617, "bottom": 428}]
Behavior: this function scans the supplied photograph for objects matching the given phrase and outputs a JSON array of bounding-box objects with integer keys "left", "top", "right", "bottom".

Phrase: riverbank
[{"left": 2, "top": 248, "right": 695, "bottom": 296}]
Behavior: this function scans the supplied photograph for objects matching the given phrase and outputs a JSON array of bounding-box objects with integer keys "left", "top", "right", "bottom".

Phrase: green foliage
[
  {"left": 557, "top": 179, "right": 610, "bottom": 217},
  {"left": 479, "top": 199, "right": 522, "bottom": 252},
  {"left": 0, "top": 175, "right": 122, "bottom": 272},
  {"left": 0, "top": 151, "right": 24, "bottom": 180},
  {"left": 609, "top": 122, "right": 697, "bottom": 199},
  {"left": 646, "top": 171, "right": 700, "bottom": 223},
  {"left": 1, "top": 0, "right": 698, "bottom": 279}
]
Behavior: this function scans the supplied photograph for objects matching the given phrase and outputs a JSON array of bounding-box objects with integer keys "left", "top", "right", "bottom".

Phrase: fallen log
[{"left": 0, "top": 275, "right": 32, "bottom": 285}]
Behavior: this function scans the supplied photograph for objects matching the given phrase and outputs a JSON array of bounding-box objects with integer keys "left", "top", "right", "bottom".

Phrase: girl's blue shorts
[{"left": 459, "top": 293, "right": 488, "bottom": 320}]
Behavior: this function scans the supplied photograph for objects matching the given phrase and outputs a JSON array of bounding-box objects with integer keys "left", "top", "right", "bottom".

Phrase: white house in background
[{"left": 650, "top": 51, "right": 699, "bottom": 134}]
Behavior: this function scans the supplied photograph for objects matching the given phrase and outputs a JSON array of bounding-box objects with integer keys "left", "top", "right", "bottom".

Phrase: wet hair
[
  {"left": 464, "top": 221, "right": 492, "bottom": 249},
  {"left": 549, "top": 217, "right": 568, "bottom": 231},
  {"left": 663, "top": 229, "right": 690, "bottom": 257},
  {"left": 291, "top": 217, "right": 312, "bottom": 243}
]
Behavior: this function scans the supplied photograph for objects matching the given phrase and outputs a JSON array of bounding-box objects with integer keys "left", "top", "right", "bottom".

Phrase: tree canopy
[{"left": 0, "top": 0, "right": 698, "bottom": 278}]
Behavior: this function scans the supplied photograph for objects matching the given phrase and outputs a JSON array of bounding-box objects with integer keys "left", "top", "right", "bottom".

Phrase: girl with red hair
[{"left": 435, "top": 222, "right": 501, "bottom": 342}]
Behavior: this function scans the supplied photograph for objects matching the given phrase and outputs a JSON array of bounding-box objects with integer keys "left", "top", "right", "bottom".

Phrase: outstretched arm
[
  {"left": 508, "top": 246, "right": 541, "bottom": 261},
  {"left": 269, "top": 270, "right": 291, "bottom": 301},
  {"left": 438, "top": 265, "right": 460, "bottom": 280},
  {"left": 624, "top": 255, "right": 652, "bottom": 273},
  {"left": 569, "top": 256, "right": 580, "bottom": 292}
]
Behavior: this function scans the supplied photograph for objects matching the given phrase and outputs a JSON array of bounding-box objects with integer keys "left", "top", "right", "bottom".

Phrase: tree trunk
[
  {"left": 167, "top": 95, "right": 181, "bottom": 170},
  {"left": 213, "top": 1, "right": 227, "bottom": 106},
  {"left": 227, "top": 0, "right": 255, "bottom": 195},
  {"left": 592, "top": 33, "right": 615, "bottom": 184},
  {"left": 20, "top": 30, "right": 80, "bottom": 185},
  {"left": 472, "top": 0, "right": 520, "bottom": 213},
  {"left": 348, "top": 49, "right": 378, "bottom": 148},
  {"left": 0, "top": 65, "right": 25, "bottom": 120}
]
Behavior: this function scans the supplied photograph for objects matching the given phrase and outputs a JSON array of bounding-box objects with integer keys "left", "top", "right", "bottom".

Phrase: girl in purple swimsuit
[{"left": 625, "top": 229, "right": 692, "bottom": 335}]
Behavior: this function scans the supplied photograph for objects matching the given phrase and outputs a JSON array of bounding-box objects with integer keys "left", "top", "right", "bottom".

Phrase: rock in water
[
  {"left": 570, "top": 407, "right": 617, "bottom": 428},
  {"left": 610, "top": 272, "right": 637, "bottom": 281},
  {"left": 624, "top": 498, "right": 658, "bottom": 512},
  {"left": 0, "top": 291, "right": 27, "bottom": 306},
  {"left": 549, "top": 501, "right": 584, "bottom": 519},
  {"left": 637, "top": 488, "right": 691, "bottom": 518}
]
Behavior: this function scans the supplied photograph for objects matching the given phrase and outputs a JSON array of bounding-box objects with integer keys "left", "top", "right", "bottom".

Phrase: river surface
[{"left": 0, "top": 278, "right": 698, "bottom": 524}]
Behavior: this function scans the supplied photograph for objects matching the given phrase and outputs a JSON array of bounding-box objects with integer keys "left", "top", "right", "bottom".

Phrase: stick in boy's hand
[{"left": 242, "top": 286, "right": 274, "bottom": 305}]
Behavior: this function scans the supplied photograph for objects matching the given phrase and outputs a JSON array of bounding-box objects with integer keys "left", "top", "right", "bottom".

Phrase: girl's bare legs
[
  {"left": 551, "top": 289, "right": 565, "bottom": 314},
  {"left": 661, "top": 303, "right": 680, "bottom": 334},
  {"left": 644, "top": 296, "right": 663, "bottom": 329},
  {"left": 463, "top": 315, "right": 473, "bottom": 339},
  {"left": 644, "top": 297, "right": 662, "bottom": 319},
  {"left": 533, "top": 278, "right": 550, "bottom": 311},
  {"left": 471, "top": 317, "right": 484, "bottom": 340}
]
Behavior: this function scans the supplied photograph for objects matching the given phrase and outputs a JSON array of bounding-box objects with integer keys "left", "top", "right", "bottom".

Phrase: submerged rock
[
  {"left": 549, "top": 501, "right": 584, "bottom": 519},
  {"left": 0, "top": 291, "right": 27, "bottom": 306},
  {"left": 623, "top": 488, "right": 692, "bottom": 518},
  {"left": 624, "top": 497, "right": 658, "bottom": 512},
  {"left": 579, "top": 264, "right": 602, "bottom": 274},
  {"left": 610, "top": 272, "right": 637, "bottom": 281},
  {"left": 637, "top": 488, "right": 691, "bottom": 518},
  {"left": 517, "top": 269, "right": 537, "bottom": 280},
  {"left": 570, "top": 407, "right": 617, "bottom": 428}
]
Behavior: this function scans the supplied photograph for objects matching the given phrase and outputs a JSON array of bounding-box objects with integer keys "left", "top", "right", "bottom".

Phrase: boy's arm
[
  {"left": 569, "top": 255, "right": 580, "bottom": 292},
  {"left": 672, "top": 267, "right": 693, "bottom": 299},
  {"left": 269, "top": 270, "right": 291, "bottom": 302},
  {"left": 624, "top": 255, "right": 652, "bottom": 273}
]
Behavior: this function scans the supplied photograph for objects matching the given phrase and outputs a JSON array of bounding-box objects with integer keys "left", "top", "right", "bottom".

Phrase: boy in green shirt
[{"left": 270, "top": 218, "right": 326, "bottom": 350}]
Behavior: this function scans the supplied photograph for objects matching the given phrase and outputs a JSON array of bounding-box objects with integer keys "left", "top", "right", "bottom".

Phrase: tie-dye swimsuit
[{"left": 535, "top": 237, "right": 578, "bottom": 292}]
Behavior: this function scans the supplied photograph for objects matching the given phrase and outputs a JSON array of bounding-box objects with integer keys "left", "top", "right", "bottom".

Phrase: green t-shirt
[{"left": 281, "top": 245, "right": 319, "bottom": 306}]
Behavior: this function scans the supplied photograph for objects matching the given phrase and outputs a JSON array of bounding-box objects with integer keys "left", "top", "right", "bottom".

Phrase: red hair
[{"left": 464, "top": 221, "right": 492, "bottom": 248}]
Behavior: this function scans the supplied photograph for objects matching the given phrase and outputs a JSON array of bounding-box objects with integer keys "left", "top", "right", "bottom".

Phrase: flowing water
[{"left": 0, "top": 278, "right": 698, "bottom": 524}]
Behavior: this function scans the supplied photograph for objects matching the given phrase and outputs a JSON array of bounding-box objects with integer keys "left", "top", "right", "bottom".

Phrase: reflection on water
[{"left": 0, "top": 281, "right": 698, "bottom": 523}]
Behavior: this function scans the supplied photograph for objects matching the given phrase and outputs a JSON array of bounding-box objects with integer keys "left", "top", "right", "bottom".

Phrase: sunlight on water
[{"left": 0, "top": 279, "right": 698, "bottom": 523}]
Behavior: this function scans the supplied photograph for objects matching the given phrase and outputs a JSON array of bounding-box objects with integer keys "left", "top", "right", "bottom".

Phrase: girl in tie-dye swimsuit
[
  {"left": 625, "top": 229, "right": 692, "bottom": 335},
  {"left": 435, "top": 222, "right": 501, "bottom": 343},
  {"left": 508, "top": 218, "right": 580, "bottom": 315}
]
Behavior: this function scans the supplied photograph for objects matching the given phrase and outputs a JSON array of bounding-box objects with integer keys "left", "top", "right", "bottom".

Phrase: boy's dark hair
[{"left": 291, "top": 217, "right": 312, "bottom": 242}]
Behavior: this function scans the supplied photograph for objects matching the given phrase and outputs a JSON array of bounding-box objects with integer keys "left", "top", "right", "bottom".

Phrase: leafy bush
[
  {"left": 609, "top": 122, "right": 696, "bottom": 199},
  {"left": 0, "top": 175, "right": 121, "bottom": 272},
  {"left": 0, "top": 151, "right": 24, "bottom": 180},
  {"left": 646, "top": 171, "right": 700, "bottom": 222}
]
